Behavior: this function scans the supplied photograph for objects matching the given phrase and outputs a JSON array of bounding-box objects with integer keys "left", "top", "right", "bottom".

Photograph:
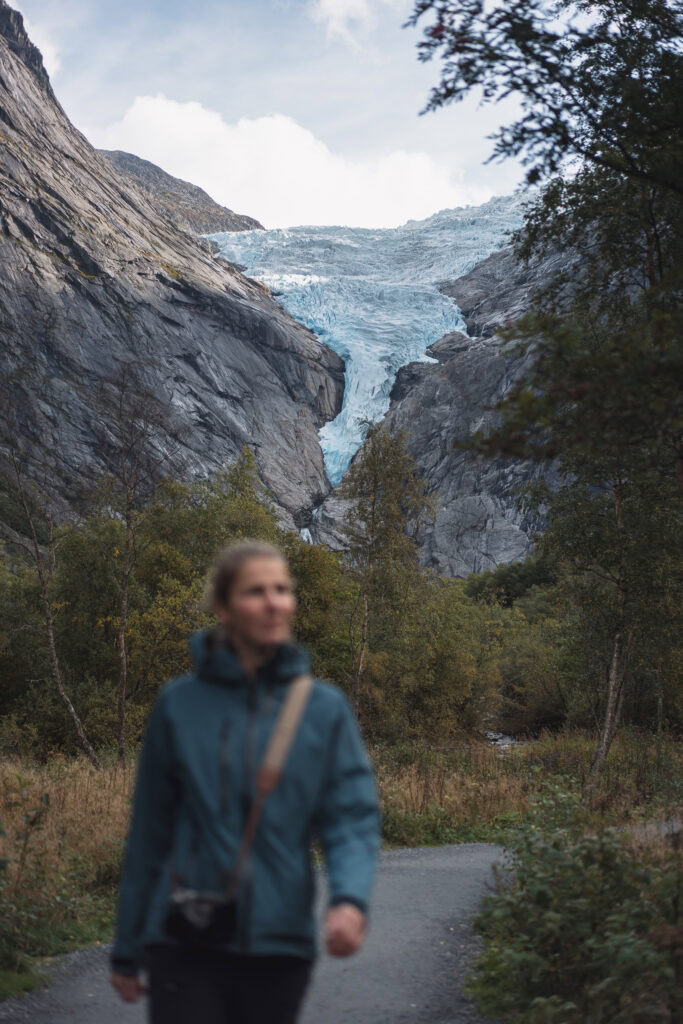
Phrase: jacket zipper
[
  {"left": 219, "top": 719, "right": 230, "bottom": 818},
  {"left": 239, "top": 677, "right": 259, "bottom": 952}
]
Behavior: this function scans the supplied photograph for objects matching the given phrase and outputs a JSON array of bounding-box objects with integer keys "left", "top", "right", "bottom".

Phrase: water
[
  {"left": 208, "top": 194, "right": 525, "bottom": 484},
  {"left": 486, "top": 731, "right": 521, "bottom": 751}
]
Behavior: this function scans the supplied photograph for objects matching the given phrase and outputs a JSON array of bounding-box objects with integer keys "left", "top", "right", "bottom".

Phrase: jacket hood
[{"left": 189, "top": 629, "right": 311, "bottom": 686}]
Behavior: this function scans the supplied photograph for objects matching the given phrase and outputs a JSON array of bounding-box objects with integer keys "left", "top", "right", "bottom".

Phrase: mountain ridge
[
  {"left": 0, "top": 0, "right": 344, "bottom": 529},
  {"left": 99, "top": 150, "right": 263, "bottom": 235}
]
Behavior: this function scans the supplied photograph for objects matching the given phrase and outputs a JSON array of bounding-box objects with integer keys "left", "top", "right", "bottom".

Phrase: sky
[{"left": 13, "top": 0, "right": 525, "bottom": 229}]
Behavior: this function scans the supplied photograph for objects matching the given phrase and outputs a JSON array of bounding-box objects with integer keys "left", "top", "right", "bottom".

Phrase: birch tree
[
  {"left": 0, "top": 432, "right": 101, "bottom": 769},
  {"left": 90, "top": 363, "right": 183, "bottom": 762},
  {"left": 340, "top": 425, "right": 433, "bottom": 723}
]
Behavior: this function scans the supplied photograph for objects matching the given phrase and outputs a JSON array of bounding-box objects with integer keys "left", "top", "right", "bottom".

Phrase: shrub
[{"left": 468, "top": 788, "right": 682, "bottom": 1022}]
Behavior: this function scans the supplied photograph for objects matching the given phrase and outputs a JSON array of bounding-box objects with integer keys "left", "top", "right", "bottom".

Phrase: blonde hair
[{"left": 207, "top": 540, "right": 287, "bottom": 610}]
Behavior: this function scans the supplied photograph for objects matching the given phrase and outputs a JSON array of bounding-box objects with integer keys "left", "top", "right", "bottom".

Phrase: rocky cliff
[
  {"left": 384, "top": 329, "right": 539, "bottom": 577},
  {"left": 439, "top": 245, "right": 564, "bottom": 339},
  {"left": 0, "top": 2, "right": 344, "bottom": 526},
  {"left": 99, "top": 150, "right": 263, "bottom": 235},
  {"left": 381, "top": 247, "right": 563, "bottom": 576},
  {"left": 310, "top": 245, "right": 560, "bottom": 576}
]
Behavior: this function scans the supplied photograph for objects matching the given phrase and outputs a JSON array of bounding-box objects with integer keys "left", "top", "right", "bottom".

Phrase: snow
[{"left": 208, "top": 195, "right": 525, "bottom": 484}]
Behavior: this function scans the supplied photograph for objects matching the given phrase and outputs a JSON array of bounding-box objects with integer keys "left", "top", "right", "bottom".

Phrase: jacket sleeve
[
  {"left": 315, "top": 692, "right": 380, "bottom": 915},
  {"left": 111, "top": 691, "right": 177, "bottom": 975}
]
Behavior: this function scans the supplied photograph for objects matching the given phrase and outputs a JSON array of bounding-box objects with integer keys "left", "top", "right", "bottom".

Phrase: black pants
[{"left": 146, "top": 946, "right": 313, "bottom": 1024}]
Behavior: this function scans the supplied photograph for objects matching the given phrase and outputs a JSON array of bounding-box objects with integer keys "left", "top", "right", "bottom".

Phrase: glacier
[{"left": 208, "top": 194, "right": 525, "bottom": 485}]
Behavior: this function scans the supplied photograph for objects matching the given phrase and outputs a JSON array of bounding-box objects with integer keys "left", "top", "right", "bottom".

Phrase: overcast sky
[{"left": 14, "top": 0, "right": 525, "bottom": 228}]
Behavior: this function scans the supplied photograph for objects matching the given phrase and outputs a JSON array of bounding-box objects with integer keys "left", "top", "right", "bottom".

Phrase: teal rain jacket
[{"left": 111, "top": 631, "right": 380, "bottom": 974}]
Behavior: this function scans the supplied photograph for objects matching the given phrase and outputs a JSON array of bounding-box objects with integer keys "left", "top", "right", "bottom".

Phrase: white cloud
[
  {"left": 13, "top": 4, "right": 61, "bottom": 77},
  {"left": 88, "top": 94, "right": 492, "bottom": 229},
  {"left": 308, "top": 0, "right": 409, "bottom": 45}
]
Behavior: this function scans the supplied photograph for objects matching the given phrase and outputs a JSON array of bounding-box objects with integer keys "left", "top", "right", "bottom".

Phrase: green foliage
[
  {"left": 0, "top": 969, "right": 46, "bottom": 1000},
  {"left": 468, "top": 790, "right": 683, "bottom": 1022},
  {"left": 0, "top": 448, "right": 287, "bottom": 756},
  {"left": 465, "top": 555, "right": 557, "bottom": 608},
  {"left": 339, "top": 425, "right": 443, "bottom": 732},
  {"left": 409, "top": 1, "right": 683, "bottom": 196},
  {"left": 380, "top": 803, "right": 519, "bottom": 848},
  {"left": 340, "top": 422, "right": 433, "bottom": 575},
  {"left": 412, "top": 0, "right": 683, "bottom": 769}
]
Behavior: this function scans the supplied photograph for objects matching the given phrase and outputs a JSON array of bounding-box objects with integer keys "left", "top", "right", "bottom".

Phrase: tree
[
  {"left": 88, "top": 363, "right": 184, "bottom": 762},
  {"left": 409, "top": 0, "right": 682, "bottom": 767},
  {"left": 474, "top": 167, "right": 683, "bottom": 493},
  {"left": 525, "top": 463, "right": 680, "bottom": 773},
  {"left": 50, "top": 446, "right": 280, "bottom": 741},
  {"left": 0, "top": 426, "right": 101, "bottom": 768},
  {"left": 411, "top": 0, "right": 683, "bottom": 490},
  {"left": 339, "top": 425, "right": 434, "bottom": 723},
  {"left": 407, "top": 0, "right": 683, "bottom": 196}
]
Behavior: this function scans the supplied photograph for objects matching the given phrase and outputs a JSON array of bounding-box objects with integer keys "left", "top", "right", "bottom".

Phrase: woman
[{"left": 110, "top": 540, "right": 380, "bottom": 1023}]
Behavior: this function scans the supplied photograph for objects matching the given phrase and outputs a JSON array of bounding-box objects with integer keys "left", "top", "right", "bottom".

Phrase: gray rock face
[
  {"left": 0, "top": 1, "right": 53, "bottom": 94},
  {"left": 0, "top": 2, "right": 344, "bottom": 526},
  {"left": 384, "top": 332, "right": 544, "bottom": 577},
  {"left": 310, "top": 245, "right": 560, "bottom": 576},
  {"left": 440, "top": 245, "right": 567, "bottom": 338},
  {"left": 99, "top": 150, "right": 264, "bottom": 235},
  {"left": 306, "top": 494, "right": 351, "bottom": 550},
  {"left": 383, "top": 245, "right": 565, "bottom": 577}
]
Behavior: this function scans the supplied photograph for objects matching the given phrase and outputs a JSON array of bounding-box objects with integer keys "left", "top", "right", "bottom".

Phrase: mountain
[
  {"left": 209, "top": 199, "right": 562, "bottom": 577},
  {"left": 384, "top": 328, "right": 540, "bottom": 577},
  {"left": 98, "top": 150, "right": 263, "bottom": 235},
  {"left": 209, "top": 196, "right": 526, "bottom": 486},
  {"left": 0, "top": 1, "right": 344, "bottom": 527},
  {"left": 382, "top": 247, "right": 564, "bottom": 576},
  {"left": 306, "top": 244, "right": 562, "bottom": 576}
]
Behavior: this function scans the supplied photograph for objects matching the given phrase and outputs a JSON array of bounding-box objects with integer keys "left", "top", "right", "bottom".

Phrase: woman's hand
[
  {"left": 111, "top": 973, "right": 145, "bottom": 1003},
  {"left": 324, "top": 902, "right": 367, "bottom": 957}
]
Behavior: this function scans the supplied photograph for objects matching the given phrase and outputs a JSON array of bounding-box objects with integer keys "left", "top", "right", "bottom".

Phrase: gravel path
[{"left": 0, "top": 844, "right": 503, "bottom": 1024}]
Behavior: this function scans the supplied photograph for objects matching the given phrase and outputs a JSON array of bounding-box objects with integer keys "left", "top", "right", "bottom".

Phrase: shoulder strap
[
  {"left": 227, "top": 673, "right": 313, "bottom": 893},
  {"left": 258, "top": 673, "right": 314, "bottom": 794}
]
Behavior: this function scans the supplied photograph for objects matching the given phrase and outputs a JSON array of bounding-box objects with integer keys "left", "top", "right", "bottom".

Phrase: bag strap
[{"left": 227, "top": 673, "right": 313, "bottom": 895}]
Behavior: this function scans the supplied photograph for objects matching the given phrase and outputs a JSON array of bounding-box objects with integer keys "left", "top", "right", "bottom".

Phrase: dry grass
[
  {"left": 0, "top": 755, "right": 133, "bottom": 896},
  {"left": 372, "top": 740, "right": 531, "bottom": 845},
  {"left": 0, "top": 755, "right": 134, "bottom": 974},
  {"left": 375, "top": 742, "right": 527, "bottom": 817},
  {"left": 1, "top": 729, "right": 677, "bottom": 878},
  {"left": 373, "top": 729, "right": 681, "bottom": 845}
]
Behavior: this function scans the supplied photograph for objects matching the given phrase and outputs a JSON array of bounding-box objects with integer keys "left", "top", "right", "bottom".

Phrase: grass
[
  {"left": 0, "top": 729, "right": 679, "bottom": 997},
  {"left": 374, "top": 728, "right": 681, "bottom": 847},
  {"left": 375, "top": 740, "right": 527, "bottom": 846},
  {"left": 0, "top": 968, "right": 46, "bottom": 1000},
  {"left": 155, "top": 259, "right": 182, "bottom": 280},
  {"left": 0, "top": 754, "right": 133, "bottom": 986}
]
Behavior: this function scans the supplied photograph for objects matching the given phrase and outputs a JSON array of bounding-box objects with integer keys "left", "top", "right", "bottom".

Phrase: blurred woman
[{"left": 110, "top": 540, "right": 380, "bottom": 1023}]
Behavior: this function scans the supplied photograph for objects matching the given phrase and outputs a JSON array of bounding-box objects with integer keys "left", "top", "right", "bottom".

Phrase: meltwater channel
[{"left": 209, "top": 194, "right": 524, "bottom": 485}]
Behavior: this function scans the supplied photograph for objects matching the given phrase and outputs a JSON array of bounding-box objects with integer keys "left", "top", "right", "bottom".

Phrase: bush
[{"left": 467, "top": 789, "right": 683, "bottom": 1022}]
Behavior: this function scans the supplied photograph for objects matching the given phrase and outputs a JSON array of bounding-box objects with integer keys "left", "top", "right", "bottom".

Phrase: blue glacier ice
[{"left": 208, "top": 194, "right": 525, "bottom": 484}]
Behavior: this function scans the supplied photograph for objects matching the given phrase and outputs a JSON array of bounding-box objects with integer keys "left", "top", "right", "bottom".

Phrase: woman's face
[{"left": 216, "top": 556, "right": 296, "bottom": 649}]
